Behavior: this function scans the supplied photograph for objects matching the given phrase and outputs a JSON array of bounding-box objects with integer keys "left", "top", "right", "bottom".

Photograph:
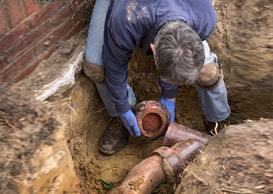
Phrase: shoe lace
[{"left": 209, "top": 121, "right": 227, "bottom": 136}]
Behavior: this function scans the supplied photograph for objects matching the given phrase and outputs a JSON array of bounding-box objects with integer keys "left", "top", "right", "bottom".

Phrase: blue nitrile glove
[
  {"left": 159, "top": 98, "right": 176, "bottom": 123},
  {"left": 119, "top": 109, "right": 141, "bottom": 137}
]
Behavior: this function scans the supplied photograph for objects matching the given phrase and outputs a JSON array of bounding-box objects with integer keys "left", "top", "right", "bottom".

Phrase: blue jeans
[
  {"left": 85, "top": 0, "right": 135, "bottom": 117},
  {"left": 195, "top": 41, "right": 230, "bottom": 121},
  {"left": 85, "top": 0, "right": 230, "bottom": 121}
]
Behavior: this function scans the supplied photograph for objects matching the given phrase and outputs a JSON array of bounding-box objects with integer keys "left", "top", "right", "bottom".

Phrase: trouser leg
[
  {"left": 194, "top": 41, "right": 230, "bottom": 122},
  {"left": 84, "top": 0, "right": 136, "bottom": 117}
]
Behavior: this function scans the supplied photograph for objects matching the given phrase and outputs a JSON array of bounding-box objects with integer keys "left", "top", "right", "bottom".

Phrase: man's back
[
  {"left": 102, "top": 0, "right": 217, "bottom": 114},
  {"left": 106, "top": 0, "right": 216, "bottom": 52}
]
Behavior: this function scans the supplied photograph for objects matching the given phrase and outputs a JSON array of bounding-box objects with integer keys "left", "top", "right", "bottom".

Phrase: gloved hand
[
  {"left": 119, "top": 109, "right": 141, "bottom": 137},
  {"left": 159, "top": 98, "right": 176, "bottom": 123}
]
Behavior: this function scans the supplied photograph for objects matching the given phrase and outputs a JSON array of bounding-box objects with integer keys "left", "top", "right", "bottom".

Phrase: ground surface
[
  {"left": 176, "top": 119, "right": 273, "bottom": 194},
  {"left": 1, "top": 0, "right": 272, "bottom": 193},
  {"left": 67, "top": 0, "right": 273, "bottom": 192}
]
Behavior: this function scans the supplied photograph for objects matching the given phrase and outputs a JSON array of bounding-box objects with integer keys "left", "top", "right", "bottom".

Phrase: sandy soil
[
  {"left": 1, "top": 0, "right": 272, "bottom": 193},
  {"left": 66, "top": 0, "right": 273, "bottom": 193},
  {"left": 176, "top": 119, "right": 273, "bottom": 194}
]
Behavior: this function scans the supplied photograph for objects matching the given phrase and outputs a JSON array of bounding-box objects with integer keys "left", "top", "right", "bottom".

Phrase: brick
[
  {"left": 14, "top": 59, "right": 40, "bottom": 82},
  {"left": 29, "top": 2, "right": 63, "bottom": 28},
  {"left": 51, "top": 19, "right": 73, "bottom": 41},
  {"left": 34, "top": 35, "right": 55, "bottom": 60},
  {"left": 6, "top": 0, "right": 26, "bottom": 27},
  {"left": 0, "top": 54, "right": 8, "bottom": 69},
  {"left": 27, "top": 19, "right": 52, "bottom": 41},
  {"left": 71, "top": 6, "right": 88, "bottom": 24},
  {"left": 34, "top": 34, "right": 55, "bottom": 59},
  {"left": 6, "top": 20, "right": 52, "bottom": 61},
  {"left": 40, "top": 48, "right": 54, "bottom": 61},
  {"left": 33, "top": 38, "right": 55, "bottom": 62},
  {"left": 0, "top": 6, "right": 9, "bottom": 35},
  {"left": 0, "top": 49, "right": 34, "bottom": 82},
  {"left": 68, "top": 0, "right": 81, "bottom": 8},
  {"left": 35, "top": 18, "right": 72, "bottom": 56},
  {"left": 51, "top": 5, "right": 72, "bottom": 27},
  {"left": 65, "top": 20, "right": 87, "bottom": 40},
  {"left": 23, "top": 0, "right": 40, "bottom": 15},
  {"left": 19, "top": 47, "right": 55, "bottom": 81},
  {"left": 6, "top": 39, "right": 29, "bottom": 61},
  {"left": 0, "top": 21, "right": 29, "bottom": 52}
]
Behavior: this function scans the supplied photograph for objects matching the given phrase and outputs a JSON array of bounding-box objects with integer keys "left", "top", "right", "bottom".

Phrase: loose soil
[
  {"left": 60, "top": 0, "right": 273, "bottom": 192},
  {"left": 1, "top": 0, "right": 272, "bottom": 193}
]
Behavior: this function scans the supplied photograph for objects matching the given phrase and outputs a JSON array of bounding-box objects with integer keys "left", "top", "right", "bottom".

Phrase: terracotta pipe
[
  {"left": 163, "top": 122, "right": 210, "bottom": 147},
  {"left": 134, "top": 100, "right": 169, "bottom": 139},
  {"left": 108, "top": 155, "right": 166, "bottom": 194},
  {"left": 109, "top": 139, "right": 205, "bottom": 193},
  {"left": 161, "top": 139, "right": 204, "bottom": 183}
]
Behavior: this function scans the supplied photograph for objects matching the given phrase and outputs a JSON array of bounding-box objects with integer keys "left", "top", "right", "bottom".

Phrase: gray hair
[{"left": 154, "top": 20, "right": 204, "bottom": 85}]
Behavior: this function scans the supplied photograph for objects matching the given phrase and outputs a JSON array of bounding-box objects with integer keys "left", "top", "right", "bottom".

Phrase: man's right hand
[{"left": 119, "top": 109, "right": 141, "bottom": 137}]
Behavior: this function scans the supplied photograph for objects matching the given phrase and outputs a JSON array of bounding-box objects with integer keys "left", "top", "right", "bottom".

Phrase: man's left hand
[{"left": 159, "top": 98, "right": 176, "bottom": 123}]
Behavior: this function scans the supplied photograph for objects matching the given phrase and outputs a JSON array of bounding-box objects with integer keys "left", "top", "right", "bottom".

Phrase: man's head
[{"left": 151, "top": 20, "right": 204, "bottom": 85}]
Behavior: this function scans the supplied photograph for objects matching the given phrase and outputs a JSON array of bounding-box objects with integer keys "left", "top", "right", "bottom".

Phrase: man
[{"left": 83, "top": 0, "right": 230, "bottom": 155}]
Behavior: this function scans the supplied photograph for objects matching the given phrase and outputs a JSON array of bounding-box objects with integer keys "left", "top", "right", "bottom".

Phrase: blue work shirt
[{"left": 103, "top": 0, "right": 216, "bottom": 114}]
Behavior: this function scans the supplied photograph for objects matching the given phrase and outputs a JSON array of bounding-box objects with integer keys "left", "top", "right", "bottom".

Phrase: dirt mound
[
  {"left": 2, "top": 0, "right": 272, "bottom": 193},
  {"left": 0, "top": 87, "right": 59, "bottom": 193},
  {"left": 176, "top": 119, "right": 273, "bottom": 194}
]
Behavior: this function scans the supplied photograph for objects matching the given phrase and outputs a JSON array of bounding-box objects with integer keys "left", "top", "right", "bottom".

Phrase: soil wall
[
  {"left": 68, "top": 0, "right": 273, "bottom": 193},
  {"left": 176, "top": 119, "right": 273, "bottom": 194},
  {"left": 1, "top": 0, "right": 272, "bottom": 193}
]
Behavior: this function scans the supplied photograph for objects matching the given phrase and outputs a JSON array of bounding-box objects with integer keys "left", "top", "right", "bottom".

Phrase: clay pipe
[
  {"left": 161, "top": 139, "right": 204, "bottom": 183},
  {"left": 108, "top": 154, "right": 166, "bottom": 194},
  {"left": 134, "top": 100, "right": 169, "bottom": 139},
  {"left": 163, "top": 122, "right": 210, "bottom": 147},
  {"left": 109, "top": 139, "right": 205, "bottom": 193}
]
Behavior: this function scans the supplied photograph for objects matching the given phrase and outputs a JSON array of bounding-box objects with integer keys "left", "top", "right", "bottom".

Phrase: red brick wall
[{"left": 0, "top": 0, "right": 92, "bottom": 83}]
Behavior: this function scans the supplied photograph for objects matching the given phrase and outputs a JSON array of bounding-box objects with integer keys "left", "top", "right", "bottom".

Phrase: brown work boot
[
  {"left": 99, "top": 117, "right": 130, "bottom": 155},
  {"left": 204, "top": 118, "right": 229, "bottom": 136}
]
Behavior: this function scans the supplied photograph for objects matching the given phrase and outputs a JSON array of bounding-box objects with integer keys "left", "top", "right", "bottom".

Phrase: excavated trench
[
  {"left": 67, "top": 53, "right": 272, "bottom": 193},
  {"left": 67, "top": 1, "right": 273, "bottom": 193},
  {"left": 1, "top": 0, "right": 272, "bottom": 193}
]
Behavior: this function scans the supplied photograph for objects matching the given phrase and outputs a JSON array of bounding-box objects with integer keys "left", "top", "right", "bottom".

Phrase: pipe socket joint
[
  {"left": 162, "top": 140, "right": 204, "bottom": 183},
  {"left": 134, "top": 100, "right": 169, "bottom": 138},
  {"left": 153, "top": 140, "right": 204, "bottom": 183}
]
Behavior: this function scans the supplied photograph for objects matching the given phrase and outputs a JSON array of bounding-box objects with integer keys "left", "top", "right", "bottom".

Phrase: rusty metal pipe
[{"left": 163, "top": 122, "right": 210, "bottom": 147}]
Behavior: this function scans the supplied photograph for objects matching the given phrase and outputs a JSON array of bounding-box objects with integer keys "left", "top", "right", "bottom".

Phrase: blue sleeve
[
  {"left": 159, "top": 79, "right": 178, "bottom": 99},
  {"left": 103, "top": 29, "right": 133, "bottom": 114}
]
